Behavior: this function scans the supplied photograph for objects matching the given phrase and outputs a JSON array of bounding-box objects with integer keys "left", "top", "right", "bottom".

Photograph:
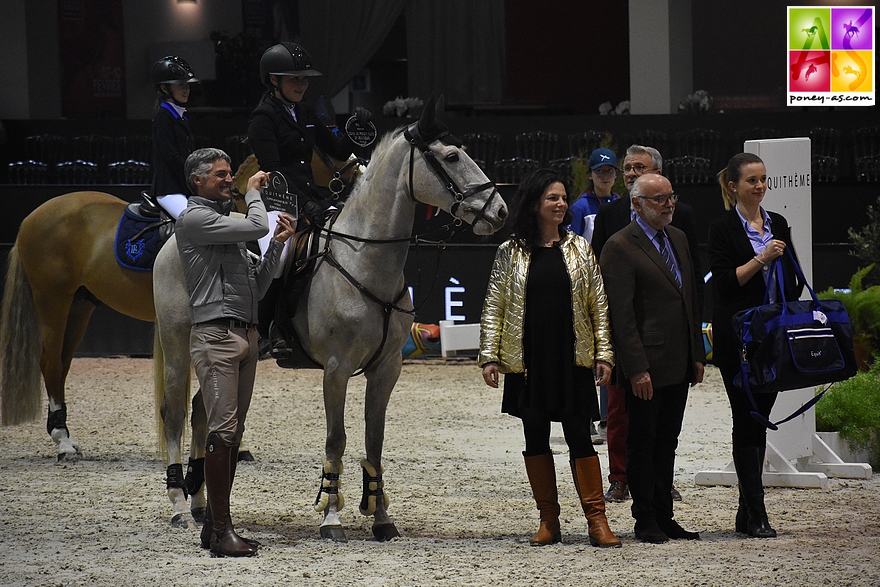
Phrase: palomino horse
[
  {"left": 0, "top": 190, "right": 213, "bottom": 527},
  {"left": 152, "top": 96, "right": 508, "bottom": 541}
]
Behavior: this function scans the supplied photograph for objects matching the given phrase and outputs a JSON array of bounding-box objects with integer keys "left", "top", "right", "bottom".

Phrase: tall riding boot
[
  {"left": 204, "top": 433, "right": 257, "bottom": 557},
  {"left": 733, "top": 445, "right": 776, "bottom": 538},
  {"left": 735, "top": 484, "right": 749, "bottom": 534},
  {"left": 523, "top": 453, "right": 562, "bottom": 546},
  {"left": 300, "top": 195, "right": 336, "bottom": 226},
  {"left": 571, "top": 456, "right": 622, "bottom": 548},
  {"left": 228, "top": 444, "right": 260, "bottom": 548},
  {"left": 201, "top": 443, "right": 261, "bottom": 549}
]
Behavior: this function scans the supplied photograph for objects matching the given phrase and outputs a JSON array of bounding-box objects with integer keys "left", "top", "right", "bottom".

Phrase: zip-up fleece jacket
[{"left": 175, "top": 189, "right": 282, "bottom": 325}]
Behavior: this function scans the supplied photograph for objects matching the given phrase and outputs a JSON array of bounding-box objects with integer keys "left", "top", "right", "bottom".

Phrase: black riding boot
[
  {"left": 300, "top": 195, "right": 336, "bottom": 226},
  {"left": 733, "top": 445, "right": 777, "bottom": 538},
  {"left": 257, "top": 279, "right": 289, "bottom": 359}
]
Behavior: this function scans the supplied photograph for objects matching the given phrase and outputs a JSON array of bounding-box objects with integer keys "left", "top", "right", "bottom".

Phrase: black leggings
[
  {"left": 520, "top": 409, "right": 596, "bottom": 459},
  {"left": 721, "top": 368, "right": 778, "bottom": 450}
]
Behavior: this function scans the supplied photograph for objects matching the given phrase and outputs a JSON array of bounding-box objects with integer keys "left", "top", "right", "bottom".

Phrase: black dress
[{"left": 502, "top": 245, "right": 599, "bottom": 421}]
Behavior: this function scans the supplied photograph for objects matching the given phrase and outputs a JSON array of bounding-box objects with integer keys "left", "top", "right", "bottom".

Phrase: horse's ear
[
  {"left": 435, "top": 95, "right": 446, "bottom": 122},
  {"left": 418, "top": 94, "right": 437, "bottom": 135}
]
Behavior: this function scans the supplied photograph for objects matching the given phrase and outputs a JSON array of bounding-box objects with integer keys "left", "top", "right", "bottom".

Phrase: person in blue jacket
[{"left": 568, "top": 147, "right": 620, "bottom": 241}]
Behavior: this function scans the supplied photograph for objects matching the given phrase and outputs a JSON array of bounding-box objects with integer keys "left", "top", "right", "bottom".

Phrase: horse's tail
[
  {"left": 1, "top": 244, "right": 43, "bottom": 425},
  {"left": 153, "top": 326, "right": 168, "bottom": 458}
]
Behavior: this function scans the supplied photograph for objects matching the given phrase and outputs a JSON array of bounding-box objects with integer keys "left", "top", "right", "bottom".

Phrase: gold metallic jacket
[{"left": 478, "top": 232, "right": 614, "bottom": 373}]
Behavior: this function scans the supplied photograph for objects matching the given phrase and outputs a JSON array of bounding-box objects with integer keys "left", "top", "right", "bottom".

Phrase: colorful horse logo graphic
[
  {"left": 843, "top": 20, "right": 860, "bottom": 39},
  {"left": 788, "top": 7, "right": 874, "bottom": 103}
]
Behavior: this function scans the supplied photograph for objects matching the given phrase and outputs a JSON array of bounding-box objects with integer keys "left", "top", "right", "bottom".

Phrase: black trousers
[{"left": 625, "top": 381, "right": 689, "bottom": 524}]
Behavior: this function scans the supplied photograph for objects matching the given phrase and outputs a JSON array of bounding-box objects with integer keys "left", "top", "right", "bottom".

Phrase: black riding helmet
[
  {"left": 260, "top": 42, "right": 323, "bottom": 89},
  {"left": 152, "top": 56, "right": 199, "bottom": 88}
]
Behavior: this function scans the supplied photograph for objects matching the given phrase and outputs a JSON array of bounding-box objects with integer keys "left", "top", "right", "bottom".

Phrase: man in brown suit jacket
[{"left": 599, "top": 174, "right": 706, "bottom": 544}]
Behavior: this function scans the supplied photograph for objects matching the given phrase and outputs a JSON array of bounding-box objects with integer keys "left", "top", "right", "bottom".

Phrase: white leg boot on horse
[
  {"left": 204, "top": 433, "right": 257, "bottom": 557},
  {"left": 315, "top": 458, "right": 346, "bottom": 542}
]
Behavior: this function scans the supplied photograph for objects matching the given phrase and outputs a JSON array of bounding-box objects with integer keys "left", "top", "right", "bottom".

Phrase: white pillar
[{"left": 628, "top": 0, "right": 693, "bottom": 114}]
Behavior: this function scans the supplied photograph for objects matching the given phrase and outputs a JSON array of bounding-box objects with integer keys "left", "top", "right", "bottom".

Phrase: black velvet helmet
[
  {"left": 260, "top": 43, "right": 322, "bottom": 87},
  {"left": 151, "top": 56, "right": 198, "bottom": 88}
]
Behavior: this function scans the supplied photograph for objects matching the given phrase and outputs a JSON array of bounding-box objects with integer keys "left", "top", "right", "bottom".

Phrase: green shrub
[
  {"left": 818, "top": 264, "right": 880, "bottom": 360},
  {"left": 848, "top": 195, "right": 880, "bottom": 287},
  {"left": 815, "top": 361, "right": 880, "bottom": 468}
]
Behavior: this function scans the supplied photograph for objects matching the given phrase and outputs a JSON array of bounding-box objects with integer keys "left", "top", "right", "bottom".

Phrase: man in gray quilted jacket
[{"left": 176, "top": 147, "right": 295, "bottom": 557}]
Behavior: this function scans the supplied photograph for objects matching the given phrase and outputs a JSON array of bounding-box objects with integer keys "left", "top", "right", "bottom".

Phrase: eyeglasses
[
  {"left": 623, "top": 163, "right": 657, "bottom": 174},
  {"left": 638, "top": 193, "right": 678, "bottom": 205},
  {"left": 592, "top": 167, "right": 618, "bottom": 177},
  {"left": 209, "top": 170, "right": 231, "bottom": 180}
]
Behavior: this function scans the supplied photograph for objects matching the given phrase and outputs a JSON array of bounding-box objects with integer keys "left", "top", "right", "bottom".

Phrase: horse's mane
[{"left": 361, "top": 127, "right": 407, "bottom": 177}]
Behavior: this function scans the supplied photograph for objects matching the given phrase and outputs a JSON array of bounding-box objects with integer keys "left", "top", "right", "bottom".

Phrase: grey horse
[{"left": 152, "top": 96, "right": 507, "bottom": 540}]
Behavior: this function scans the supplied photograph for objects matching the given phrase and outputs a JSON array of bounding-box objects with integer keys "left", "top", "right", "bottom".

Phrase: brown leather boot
[
  {"left": 571, "top": 456, "right": 622, "bottom": 548},
  {"left": 229, "top": 445, "right": 260, "bottom": 548},
  {"left": 523, "top": 453, "right": 561, "bottom": 546},
  {"left": 201, "top": 444, "right": 260, "bottom": 550},
  {"left": 205, "top": 433, "right": 257, "bottom": 557}
]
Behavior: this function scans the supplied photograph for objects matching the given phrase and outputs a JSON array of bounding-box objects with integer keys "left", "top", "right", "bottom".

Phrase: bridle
[
  {"left": 300, "top": 122, "right": 502, "bottom": 376},
  {"left": 403, "top": 121, "right": 500, "bottom": 229}
]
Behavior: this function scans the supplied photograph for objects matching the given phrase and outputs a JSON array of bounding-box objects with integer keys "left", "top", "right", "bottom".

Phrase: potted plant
[
  {"left": 818, "top": 264, "right": 880, "bottom": 370},
  {"left": 815, "top": 360, "right": 880, "bottom": 469}
]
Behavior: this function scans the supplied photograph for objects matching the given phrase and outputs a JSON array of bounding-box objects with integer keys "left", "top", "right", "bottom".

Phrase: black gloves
[{"left": 354, "top": 106, "right": 372, "bottom": 124}]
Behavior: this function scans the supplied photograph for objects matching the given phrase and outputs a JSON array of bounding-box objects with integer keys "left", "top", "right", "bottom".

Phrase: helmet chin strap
[{"left": 271, "top": 79, "right": 298, "bottom": 107}]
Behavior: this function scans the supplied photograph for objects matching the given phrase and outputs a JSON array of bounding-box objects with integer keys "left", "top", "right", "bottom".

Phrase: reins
[{"left": 300, "top": 122, "right": 499, "bottom": 376}]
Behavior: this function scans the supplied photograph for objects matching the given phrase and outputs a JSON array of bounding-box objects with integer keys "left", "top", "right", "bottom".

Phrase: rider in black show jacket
[
  {"left": 248, "top": 93, "right": 355, "bottom": 221},
  {"left": 247, "top": 42, "right": 366, "bottom": 226}
]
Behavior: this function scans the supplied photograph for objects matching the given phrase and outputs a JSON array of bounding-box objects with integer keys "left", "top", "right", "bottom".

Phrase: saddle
[{"left": 114, "top": 199, "right": 174, "bottom": 271}]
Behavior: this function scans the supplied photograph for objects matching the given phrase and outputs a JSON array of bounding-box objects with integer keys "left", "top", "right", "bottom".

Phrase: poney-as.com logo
[{"left": 788, "top": 6, "right": 874, "bottom": 106}]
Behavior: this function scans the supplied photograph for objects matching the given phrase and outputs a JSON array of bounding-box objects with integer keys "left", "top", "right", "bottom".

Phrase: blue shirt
[{"left": 568, "top": 191, "right": 619, "bottom": 240}]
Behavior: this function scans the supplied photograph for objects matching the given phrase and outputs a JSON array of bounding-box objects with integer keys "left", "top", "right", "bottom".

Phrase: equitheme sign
[{"left": 787, "top": 6, "right": 874, "bottom": 106}]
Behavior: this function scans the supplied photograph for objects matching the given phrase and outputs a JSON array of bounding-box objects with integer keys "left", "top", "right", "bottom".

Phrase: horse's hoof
[
  {"left": 237, "top": 450, "right": 256, "bottom": 462},
  {"left": 170, "top": 512, "right": 197, "bottom": 529},
  {"left": 372, "top": 523, "right": 400, "bottom": 542},
  {"left": 56, "top": 450, "right": 81, "bottom": 463},
  {"left": 319, "top": 525, "right": 348, "bottom": 542},
  {"left": 191, "top": 507, "right": 207, "bottom": 524}
]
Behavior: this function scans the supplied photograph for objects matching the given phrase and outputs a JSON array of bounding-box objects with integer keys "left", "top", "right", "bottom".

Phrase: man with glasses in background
[
  {"left": 590, "top": 144, "right": 703, "bottom": 504},
  {"left": 598, "top": 173, "right": 706, "bottom": 543}
]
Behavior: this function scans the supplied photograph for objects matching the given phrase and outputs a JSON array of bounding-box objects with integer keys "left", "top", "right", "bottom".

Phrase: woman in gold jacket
[{"left": 479, "top": 168, "right": 620, "bottom": 548}]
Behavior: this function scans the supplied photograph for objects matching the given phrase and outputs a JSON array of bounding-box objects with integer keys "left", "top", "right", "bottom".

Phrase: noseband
[{"left": 404, "top": 123, "right": 500, "bottom": 228}]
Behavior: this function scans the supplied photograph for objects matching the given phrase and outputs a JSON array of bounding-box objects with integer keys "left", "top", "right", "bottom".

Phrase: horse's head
[{"left": 402, "top": 95, "right": 507, "bottom": 235}]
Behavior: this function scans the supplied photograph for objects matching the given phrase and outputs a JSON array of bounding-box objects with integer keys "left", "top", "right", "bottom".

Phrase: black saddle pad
[{"left": 114, "top": 202, "right": 169, "bottom": 271}]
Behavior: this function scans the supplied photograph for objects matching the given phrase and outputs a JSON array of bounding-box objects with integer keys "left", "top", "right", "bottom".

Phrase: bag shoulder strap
[{"left": 738, "top": 361, "right": 832, "bottom": 430}]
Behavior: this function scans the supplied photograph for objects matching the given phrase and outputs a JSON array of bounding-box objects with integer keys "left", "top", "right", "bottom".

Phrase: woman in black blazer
[{"left": 707, "top": 152, "right": 804, "bottom": 539}]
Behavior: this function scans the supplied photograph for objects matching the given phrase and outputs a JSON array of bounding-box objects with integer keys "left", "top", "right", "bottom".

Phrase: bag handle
[{"left": 765, "top": 248, "right": 818, "bottom": 311}]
